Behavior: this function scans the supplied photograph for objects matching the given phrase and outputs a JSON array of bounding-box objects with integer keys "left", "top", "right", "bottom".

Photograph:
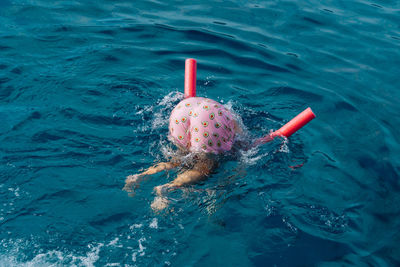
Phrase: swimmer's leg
[
  {"left": 123, "top": 161, "right": 179, "bottom": 193},
  {"left": 155, "top": 158, "right": 215, "bottom": 194},
  {"left": 151, "top": 158, "right": 216, "bottom": 211}
]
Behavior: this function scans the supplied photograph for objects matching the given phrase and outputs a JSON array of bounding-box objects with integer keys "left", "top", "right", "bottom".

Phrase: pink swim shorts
[{"left": 168, "top": 97, "right": 236, "bottom": 154}]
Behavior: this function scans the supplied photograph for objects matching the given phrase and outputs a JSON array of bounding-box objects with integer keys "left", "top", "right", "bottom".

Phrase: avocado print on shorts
[{"left": 208, "top": 139, "right": 213, "bottom": 147}]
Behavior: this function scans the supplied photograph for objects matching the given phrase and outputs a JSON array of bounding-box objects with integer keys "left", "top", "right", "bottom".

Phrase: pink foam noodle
[
  {"left": 255, "top": 107, "right": 316, "bottom": 146},
  {"left": 184, "top": 58, "right": 197, "bottom": 98}
]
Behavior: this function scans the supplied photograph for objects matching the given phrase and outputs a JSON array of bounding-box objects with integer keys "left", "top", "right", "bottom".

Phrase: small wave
[
  {"left": 290, "top": 203, "right": 349, "bottom": 237},
  {"left": 239, "top": 146, "right": 268, "bottom": 166},
  {"left": 151, "top": 91, "right": 183, "bottom": 129},
  {"left": 134, "top": 91, "right": 182, "bottom": 134},
  {"left": 0, "top": 240, "right": 104, "bottom": 267}
]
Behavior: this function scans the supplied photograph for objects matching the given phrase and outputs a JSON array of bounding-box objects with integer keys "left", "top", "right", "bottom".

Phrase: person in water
[{"left": 123, "top": 96, "right": 242, "bottom": 211}]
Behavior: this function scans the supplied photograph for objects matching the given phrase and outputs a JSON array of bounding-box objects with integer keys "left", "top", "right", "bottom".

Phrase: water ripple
[{"left": 1, "top": 0, "right": 400, "bottom": 266}]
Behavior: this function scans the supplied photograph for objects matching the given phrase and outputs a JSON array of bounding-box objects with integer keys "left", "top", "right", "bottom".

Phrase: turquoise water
[{"left": 1, "top": 0, "right": 400, "bottom": 266}]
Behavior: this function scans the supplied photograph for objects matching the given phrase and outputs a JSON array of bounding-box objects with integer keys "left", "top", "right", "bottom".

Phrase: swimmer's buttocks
[{"left": 169, "top": 97, "right": 236, "bottom": 154}]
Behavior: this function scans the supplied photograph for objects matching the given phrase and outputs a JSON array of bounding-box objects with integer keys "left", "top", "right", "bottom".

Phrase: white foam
[
  {"left": 129, "top": 223, "right": 143, "bottom": 230},
  {"left": 278, "top": 137, "right": 290, "bottom": 153},
  {"left": 107, "top": 237, "right": 119, "bottom": 247},
  {"left": 149, "top": 218, "right": 158, "bottom": 229},
  {"left": 0, "top": 241, "right": 104, "bottom": 267},
  {"left": 204, "top": 75, "right": 215, "bottom": 86},
  {"left": 132, "top": 237, "right": 146, "bottom": 262},
  {"left": 282, "top": 217, "right": 298, "bottom": 234},
  {"left": 135, "top": 104, "right": 153, "bottom": 116},
  {"left": 71, "top": 243, "right": 103, "bottom": 267},
  {"left": 158, "top": 91, "right": 183, "bottom": 106},
  {"left": 138, "top": 238, "right": 145, "bottom": 253},
  {"left": 151, "top": 91, "right": 183, "bottom": 129},
  {"left": 160, "top": 143, "right": 177, "bottom": 159},
  {"left": 239, "top": 146, "right": 267, "bottom": 166}
]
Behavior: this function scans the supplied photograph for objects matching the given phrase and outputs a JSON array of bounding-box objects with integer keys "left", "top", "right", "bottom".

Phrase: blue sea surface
[{"left": 1, "top": 0, "right": 400, "bottom": 266}]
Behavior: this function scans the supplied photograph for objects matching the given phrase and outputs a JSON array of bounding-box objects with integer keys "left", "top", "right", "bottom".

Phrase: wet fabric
[{"left": 168, "top": 97, "right": 236, "bottom": 154}]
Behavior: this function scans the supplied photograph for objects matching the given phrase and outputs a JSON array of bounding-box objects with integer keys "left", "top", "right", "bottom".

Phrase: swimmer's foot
[
  {"left": 154, "top": 184, "right": 174, "bottom": 197},
  {"left": 123, "top": 174, "right": 143, "bottom": 193},
  {"left": 151, "top": 196, "right": 170, "bottom": 211}
]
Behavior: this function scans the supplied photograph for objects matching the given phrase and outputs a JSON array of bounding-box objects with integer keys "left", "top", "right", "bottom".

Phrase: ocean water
[{"left": 1, "top": 0, "right": 399, "bottom": 266}]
